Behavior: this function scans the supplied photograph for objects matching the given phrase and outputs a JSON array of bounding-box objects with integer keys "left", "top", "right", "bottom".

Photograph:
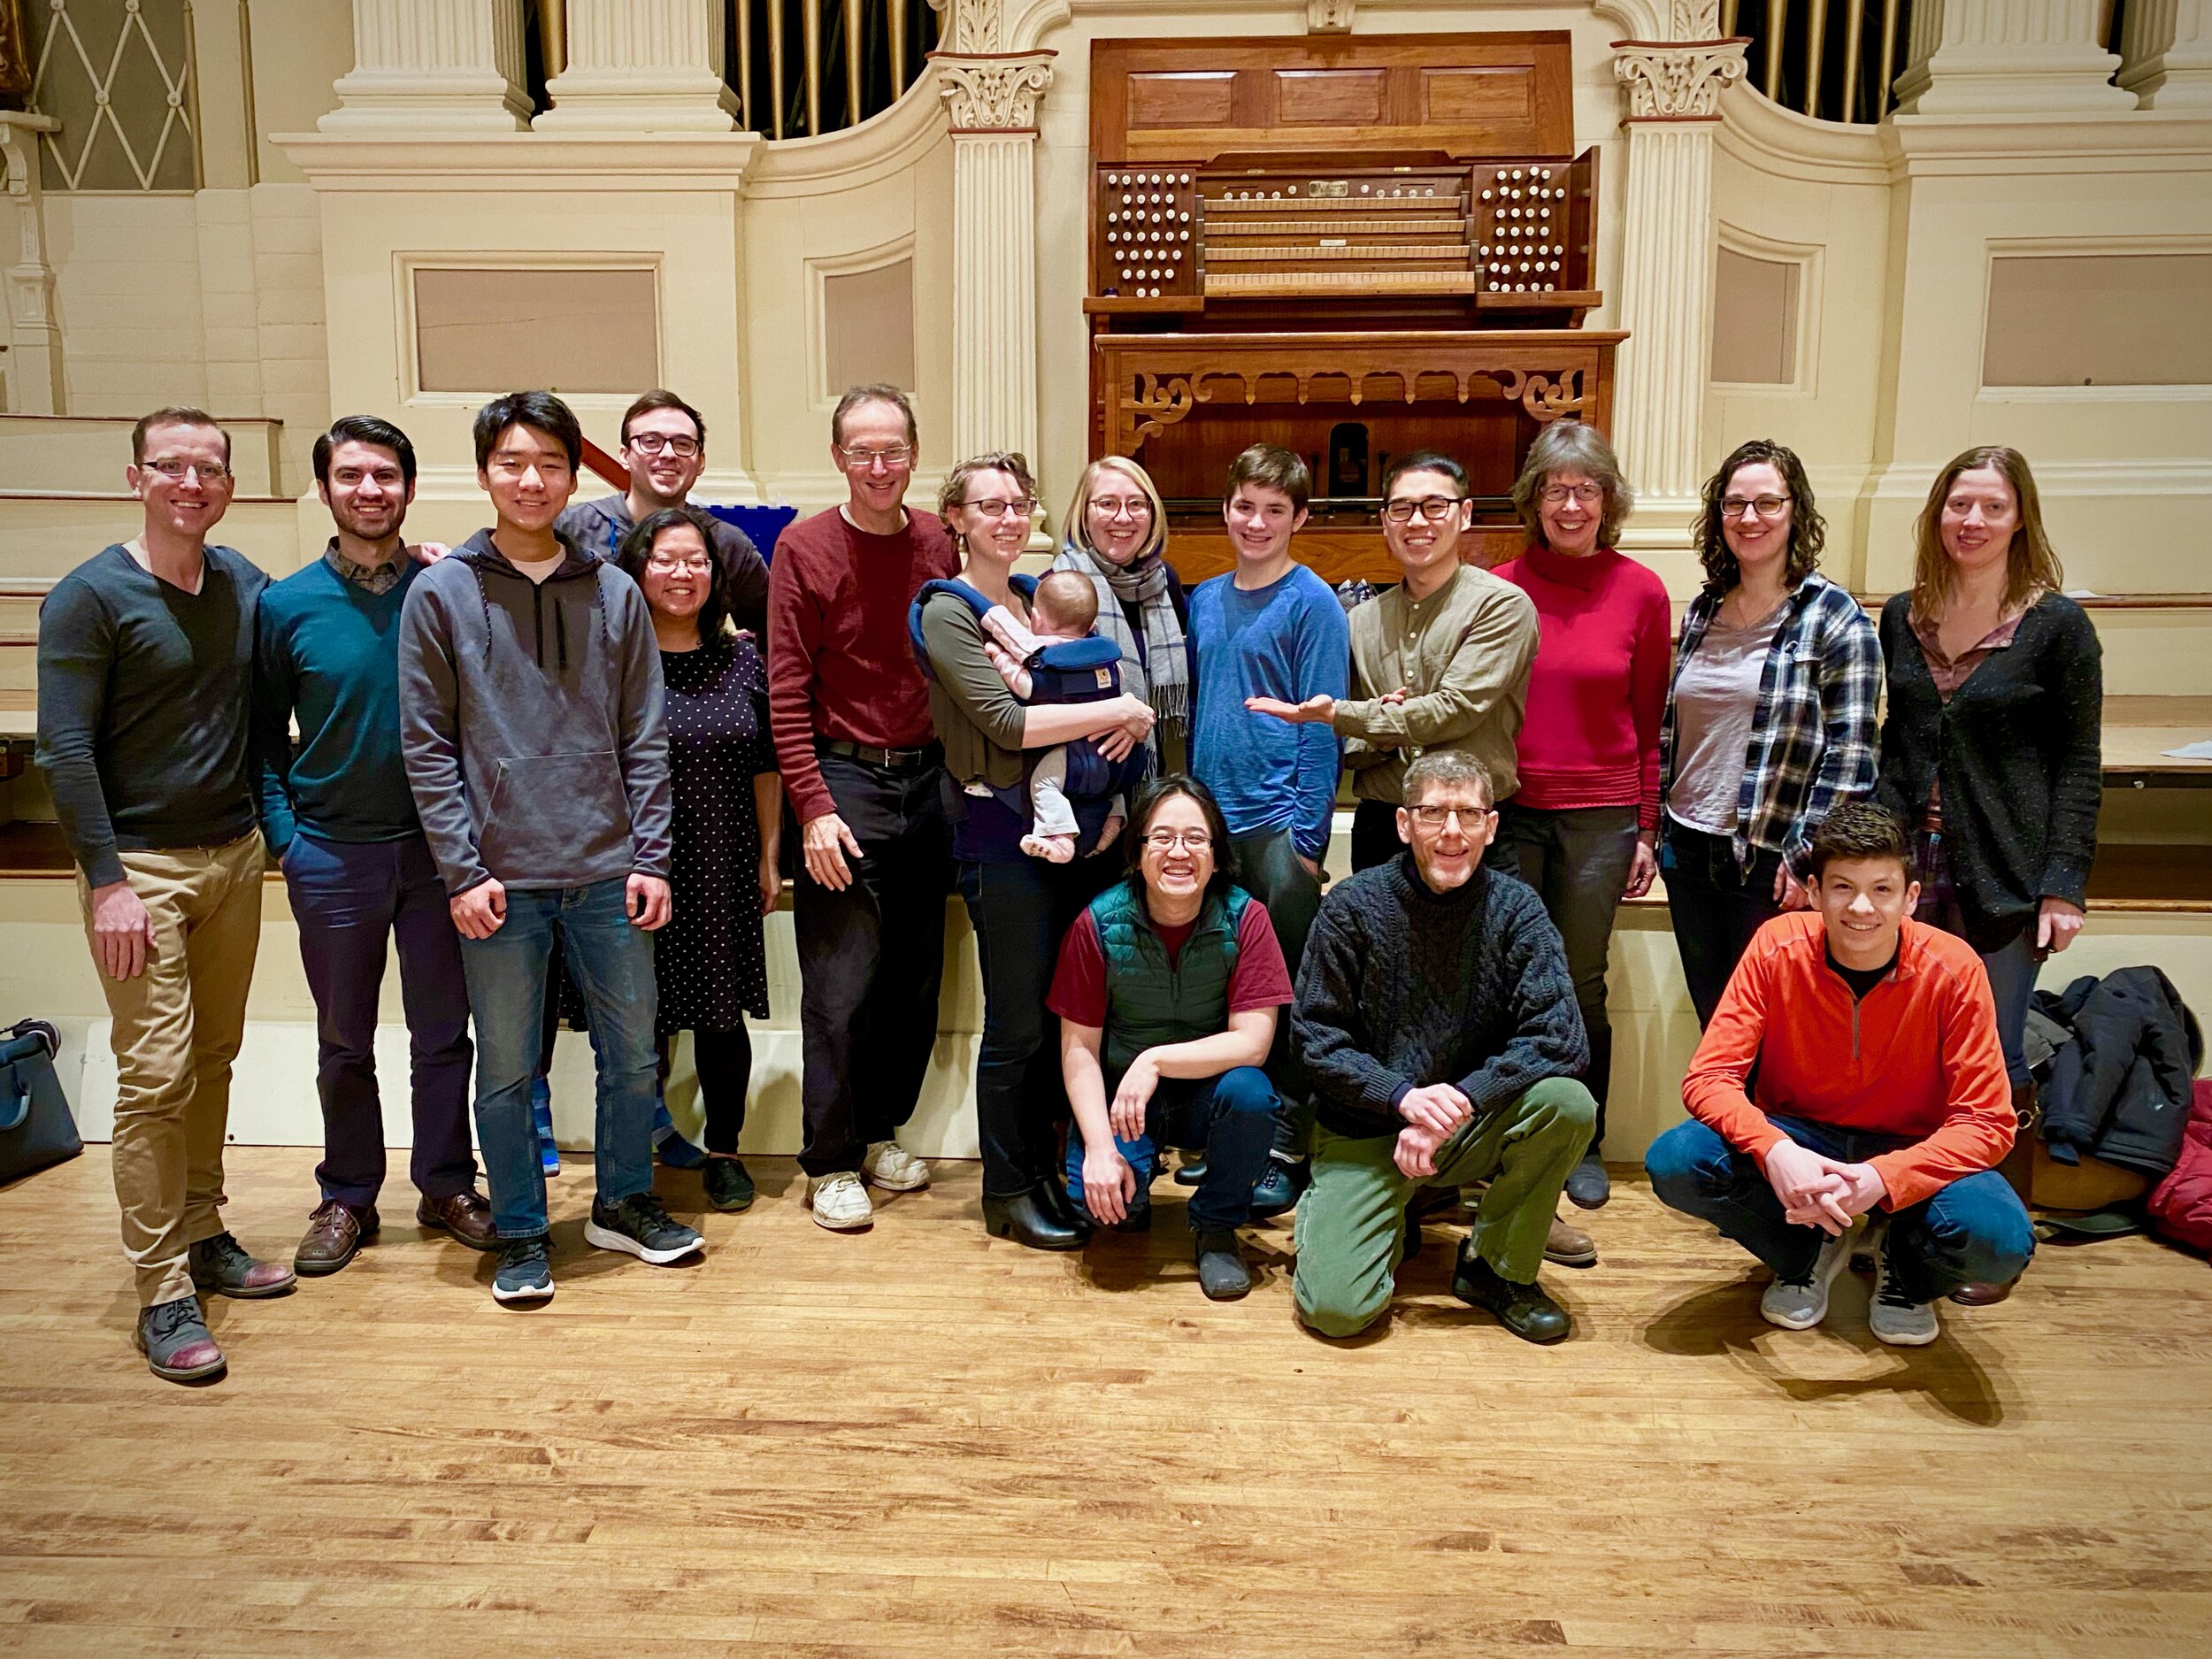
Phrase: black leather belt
[{"left": 816, "top": 737, "right": 941, "bottom": 772}]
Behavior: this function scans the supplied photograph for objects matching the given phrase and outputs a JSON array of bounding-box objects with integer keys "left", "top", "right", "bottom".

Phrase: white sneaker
[
  {"left": 1760, "top": 1225, "right": 1854, "bottom": 1330},
  {"left": 810, "top": 1171, "right": 873, "bottom": 1231},
  {"left": 1870, "top": 1241, "right": 1941, "bottom": 1346},
  {"left": 862, "top": 1140, "right": 931, "bottom": 1192}
]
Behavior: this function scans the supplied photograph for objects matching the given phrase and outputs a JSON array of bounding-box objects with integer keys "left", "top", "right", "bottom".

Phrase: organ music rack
[{"left": 1086, "top": 33, "right": 1624, "bottom": 584}]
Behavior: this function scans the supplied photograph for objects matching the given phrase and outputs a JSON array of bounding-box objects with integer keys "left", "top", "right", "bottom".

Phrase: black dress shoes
[
  {"left": 982, "top": 1187, "right": 1092, "bottom": 1250},
  {"left": 1453, "top": 1247, "right": 1572, "bottom": 1343}
]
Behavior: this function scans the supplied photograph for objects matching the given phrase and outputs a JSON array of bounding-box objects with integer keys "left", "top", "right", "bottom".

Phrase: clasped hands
[
  {"left": 1763, "top": 1139, "right": 1886, "bottom": 1235},
  {"left": 1394, "top": 1080, "right": 1472, "bottom": 1179}
]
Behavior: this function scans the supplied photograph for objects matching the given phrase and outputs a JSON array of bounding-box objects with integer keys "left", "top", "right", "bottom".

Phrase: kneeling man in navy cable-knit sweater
[{"left": 1291, "top": 751, "right": 1595, "bottom": 1343}]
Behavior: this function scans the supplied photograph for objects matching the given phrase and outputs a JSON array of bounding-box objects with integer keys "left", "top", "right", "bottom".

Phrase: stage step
[{"left": 0, "top": 413, "right": 286, "bottom": 497}]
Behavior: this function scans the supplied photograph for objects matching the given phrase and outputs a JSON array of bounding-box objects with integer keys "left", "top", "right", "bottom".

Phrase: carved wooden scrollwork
[
  {"left": 1128, "top": 372, "right": 1205, "bottom": 446},
  {"left": 1496, "top": 368, "right": 1588, "bottom": 422}
]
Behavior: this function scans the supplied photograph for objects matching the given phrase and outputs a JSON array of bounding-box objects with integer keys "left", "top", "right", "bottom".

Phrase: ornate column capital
[
  {"left": 1612, "top": 37, "right": 1748, "bottom": 121},
  {"left": 933, "top": 50, "right": 1056, "bottom": 134}
]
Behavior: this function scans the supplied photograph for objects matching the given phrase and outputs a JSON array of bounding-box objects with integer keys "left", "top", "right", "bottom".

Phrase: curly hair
[
  {"left": 938, "top": 451, "right": 1039, "bottom": 537},
  {"left": 1692, "top": 438, "right": 1825, "bottom": 595},
  {"left": 1510, "top": 422, "right": 1632, "bottom": 549}
]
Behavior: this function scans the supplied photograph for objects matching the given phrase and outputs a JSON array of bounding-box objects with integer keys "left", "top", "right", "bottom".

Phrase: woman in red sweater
[{"left": 1492, "top": 422, "right": 1671, "bottom": 1210}]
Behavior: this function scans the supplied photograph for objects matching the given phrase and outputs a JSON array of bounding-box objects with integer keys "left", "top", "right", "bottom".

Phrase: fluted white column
[
  {"left": 0, "top": 112, "right": 65, "bottom": 413},
  {"left": 937, "top": 51, "right": 1054, "bottom": 463},
  {"left": 2119, "top": 0, "right": 2212, "bottom": 110},
  {"left": 322, "top": 0, "right": 534, "bottom": 132},
  {"left": 538, "top": 0, "right": 740, "bottom": 132},
  {"left": 1609, "top": 37, "right": 1746, "bottom": 534},
  {"left": 1892, "top": 0, "right": 2136, "bottom": 114}
]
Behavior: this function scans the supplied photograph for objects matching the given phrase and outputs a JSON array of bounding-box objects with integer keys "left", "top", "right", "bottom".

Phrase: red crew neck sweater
[
  {"left": 1492, "top": 542, "right": 1671, "bottom": 831},
  {"left": 766, "top": 506, "right": 958, "bottom": 824}
]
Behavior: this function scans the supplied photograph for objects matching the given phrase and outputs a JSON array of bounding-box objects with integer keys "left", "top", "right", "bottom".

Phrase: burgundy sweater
[
  {"left": 766, "top": 506, "right": 958, "bottom": 823},
  {"left": 1491, "top": 543, "right": 1671, "bottom": 832}
]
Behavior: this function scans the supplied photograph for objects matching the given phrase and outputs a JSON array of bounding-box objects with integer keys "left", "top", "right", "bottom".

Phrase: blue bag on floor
[{"left": 0, "top": 1019, "right": 81, "bottom": 1184}]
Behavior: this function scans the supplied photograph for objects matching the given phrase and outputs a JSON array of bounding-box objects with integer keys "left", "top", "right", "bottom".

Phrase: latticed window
[{"left": 26, "top": 0, "right": 198, "bottom": 191}]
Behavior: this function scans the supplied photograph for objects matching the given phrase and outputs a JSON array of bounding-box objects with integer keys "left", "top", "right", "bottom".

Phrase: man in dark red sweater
[
  {"left": 1647, "top": 803, "right": 2034, "bottom": 1346},
  {"left": 767, "top": 385, "right": 959, "bottom": 1232}
]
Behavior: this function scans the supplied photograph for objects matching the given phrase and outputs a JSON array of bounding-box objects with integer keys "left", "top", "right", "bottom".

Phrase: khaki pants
[{"left": 78, "top": 834, "right": 265, "bottom": 1307}]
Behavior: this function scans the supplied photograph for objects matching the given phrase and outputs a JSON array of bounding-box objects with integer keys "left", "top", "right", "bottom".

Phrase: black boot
[
  {"left": 981, "top": 1187, "right": 1091, "bottom": 1251},
  {"left": 1452, "top": 1246, "right": 1571, "bottom": 1344},
  {"left": 1034, "top": 1178, "right": 1094, "bottom": 1236}
]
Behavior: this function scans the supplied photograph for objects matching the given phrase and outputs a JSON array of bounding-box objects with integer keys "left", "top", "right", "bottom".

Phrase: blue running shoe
[
  {"left": 651, "top": 1093, "right": 709, "bottom": 1170},
  {"left": 530, "top": 1075, "right": 559, "bottom": 1176}
]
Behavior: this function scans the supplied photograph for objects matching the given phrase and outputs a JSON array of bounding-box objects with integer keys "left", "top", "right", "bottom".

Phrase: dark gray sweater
[
  {"left": 398, "top": 528, "right": 670, "bottom": 896},
  {"left": 35, "top": 543, "right": 268, "bottom": 887},
  {"left": 1293, "top": 853, "right": 1588, "bottom": 1141}
]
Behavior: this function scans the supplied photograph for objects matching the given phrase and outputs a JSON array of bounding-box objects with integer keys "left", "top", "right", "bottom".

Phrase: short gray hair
[
  {"left": 1510, "top": 421, "right": 1633, "bottom": 549},
  {"left": 831, "top": 383, "right": 917, "bottom": 449},
  {"left": 1402, "top": 752, "right": 1494, "bottom": 811}
]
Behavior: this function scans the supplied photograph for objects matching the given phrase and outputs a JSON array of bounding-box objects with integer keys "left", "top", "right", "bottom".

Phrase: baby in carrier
[{"left": 979, "top": 570, "right": 1131, "bottom": 863}]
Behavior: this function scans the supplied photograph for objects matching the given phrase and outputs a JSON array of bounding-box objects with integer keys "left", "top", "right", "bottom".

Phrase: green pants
[{"left": 1294, "top": 1077, "right": 1595, "bottom": 1338}]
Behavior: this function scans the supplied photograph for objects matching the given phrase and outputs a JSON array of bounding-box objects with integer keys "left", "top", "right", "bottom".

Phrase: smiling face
[
  {"left": 948, "top": 466, "right": 1033, "bottom": 569},
  {"left": 1381, "top": 466, "right": 1470, "bottom": 584},
  {"left": 1396, "top": 779, "right": 1496, "bottom": 893},
  {"left": 478, "top": 422, "right": 576, "bottom": 534},
  {"left": 1814, "top": 855, "right": 1920, "bottom": 969},
  {"left": 1081, "top": 465, "right": 1156, "bottom": 566},
  {"left": 318, "top": 439, "right": 413, "bottom": 545},
  {"left": 128, "top": 419, "right": 234, "bottom": 541},
  {"left": 1718, "top": 459, "right": 1793, "bottom": 584},
  {"left": 830, "top": 397, "right": 916, "bottom": 521},
  {"left": 622, "top": 404, "right": 706, "bottom": 509},
  {"left": 1224, "top": 481, "right": 1306, "bottom": 568},
  {"left": 1939, "top": 465, "right": 2020, "bottom": 585},
  {"left": 637, "top": 521, "right": 714, "bottom": 626},
  {"left": 1536, "top": 468, "right": 1602, "bottom": 557},
  {"left": 1136, "top": 791, "right": 1217, "bottom": 908}
]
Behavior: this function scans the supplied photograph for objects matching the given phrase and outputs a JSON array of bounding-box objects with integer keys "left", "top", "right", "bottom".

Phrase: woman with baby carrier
[{"left": 912, "top": 452, "right": 1159, "bottom": 1249}]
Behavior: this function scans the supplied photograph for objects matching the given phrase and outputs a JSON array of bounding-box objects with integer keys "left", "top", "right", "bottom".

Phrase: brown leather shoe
[
  {"left": 417, "top": 1189, "right": 499, "bottom": 1250},
  {"left": 294, "top": 1200, "right": 379, "bottom": 1277},
  {"left": 1544, "top": 1215, "right": 1598, "bottom": 1267},
  {"left": 1947, "top": 1279, "right": 2016, "bottom": 1307}
]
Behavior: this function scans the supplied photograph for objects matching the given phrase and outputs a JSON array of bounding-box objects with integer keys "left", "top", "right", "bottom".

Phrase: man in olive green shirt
[{"left": 1248, "top": 449, "right": 1539, "bottom": 873}]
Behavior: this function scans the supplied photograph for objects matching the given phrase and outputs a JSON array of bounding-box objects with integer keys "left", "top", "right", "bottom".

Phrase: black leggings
[{"left": 670, "top": 1025, "right": 755, "bottom": 1155}]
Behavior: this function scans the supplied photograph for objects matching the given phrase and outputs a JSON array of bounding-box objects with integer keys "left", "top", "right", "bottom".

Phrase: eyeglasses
[
  {"left": 1089, "top": 496, "right": 1153, "bottom": 521},
  {"left": 1539, "top": 483, "right": 1603, "bottom": 506},
  {"left": 962, "top": 496, "right": 1033, "bottom": 519},
  {"left": 1722, "top": 495, "right": 1790, "bottom": 518},
  {"left": 1141, "top": 829, "right": 1213, "bottom": 852},
  {"left": 836, "top": 442, "right": 915, "bottom": 470},
  {"left": 139, "top": 459, "right": 232, "bottom": 482},
  {"left": 1382, "top": 495, "right": 1463, "bottom": 525},
  {"left": 627, "top": 433, "right": 700, "bottom": 458},
  {"left": 1407, "top": 803, "right": 1493, "bottom": 828},
  {"left": 645, "top": 555, "right": 714, "bottom": 574}
]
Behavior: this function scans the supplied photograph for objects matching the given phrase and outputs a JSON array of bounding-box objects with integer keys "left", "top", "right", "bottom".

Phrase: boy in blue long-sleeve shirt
[{"left": 1189, "top": 445, "right": 1349, "bottom": 1210}]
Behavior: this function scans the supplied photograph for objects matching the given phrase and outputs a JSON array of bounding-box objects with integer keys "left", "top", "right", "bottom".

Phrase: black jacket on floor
[
  {"left": 1874, "top": 592, "right": 2102, "bottom": 950},
  {"left": 2036, "top": 968, "right": 2204, "bottom": 1178}
]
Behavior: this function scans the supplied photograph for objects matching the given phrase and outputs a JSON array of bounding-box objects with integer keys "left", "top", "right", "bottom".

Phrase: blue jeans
[
  {"left": 1646, "top": 1114, "right": 2034, "bottom": 1303},
  {"left": 1062, "top": 1065, "right": 1281, "bottom": 1233},
  {"left": 282, "top": 831, "right": 475, "bottom": 1209},
  {"left": 458, "top": 878, "right": 659, "bottom": 1239}
]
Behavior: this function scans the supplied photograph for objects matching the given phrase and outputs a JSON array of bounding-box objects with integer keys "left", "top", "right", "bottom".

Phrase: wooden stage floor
[{"left": 3, "top": 1148, "right": 2209, "bottom": 1657}]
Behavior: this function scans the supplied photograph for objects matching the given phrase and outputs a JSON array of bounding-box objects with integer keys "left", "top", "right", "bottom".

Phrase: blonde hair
[
  {"left": 1063, "top": 455, "right": 1167, "bottom": 565},
  {"left": 1909, "top": 446, "right": 2064, "bottom": 622},
  {"left": 1510, "top": 421, "right": 1632, "bottom": 549},
  {"left": 937, "top": 451, "right": 1039, "bottom": 535}
]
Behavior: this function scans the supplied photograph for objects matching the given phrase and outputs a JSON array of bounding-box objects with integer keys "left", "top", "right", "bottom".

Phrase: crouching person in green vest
[
  {"left": 1053, "top": 776, "right": 1294, "bottom": 1300},
  {"left": 1292, "top": 752, "right": 1595, "bottom": 1342}
]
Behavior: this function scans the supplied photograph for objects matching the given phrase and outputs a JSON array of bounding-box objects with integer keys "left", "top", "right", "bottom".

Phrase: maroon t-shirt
[
  {"left": 767, "top": 505, "right": 958, "bottom": 823},
  {"left": 1048, "top": 897, "right": 1293, "bottom": 1030}
]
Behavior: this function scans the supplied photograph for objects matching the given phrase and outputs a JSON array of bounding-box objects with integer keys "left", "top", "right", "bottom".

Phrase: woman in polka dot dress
[{"left": 614, "top": 506, "right": 780, "bottom": 1213}]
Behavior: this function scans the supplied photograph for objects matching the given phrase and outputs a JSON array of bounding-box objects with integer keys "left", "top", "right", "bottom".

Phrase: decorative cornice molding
[
  {"left": 1716, "top": 81, "right": 1889, "bottom": 185},
  {"left": 1307, "top": 0, "right": 1356, "bottom": 32},
  {"left": 1614, "top": 37, "right": 1749, "bottom": 121},
  {"left": 271, "top": 131, "right": 764, "bottom": 192},
  {"left": 934, "top": 50, "right": 1056, "bottom": 134}
]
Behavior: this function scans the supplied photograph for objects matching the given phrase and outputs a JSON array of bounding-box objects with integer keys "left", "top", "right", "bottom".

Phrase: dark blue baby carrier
[{"left": 910, "top": 575, "right": 1149, "bottom": 818}]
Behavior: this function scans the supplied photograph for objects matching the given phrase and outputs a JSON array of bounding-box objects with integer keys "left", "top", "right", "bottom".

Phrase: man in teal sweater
[{"left": 254, "top": 416, "right": 494, "bottom": 1278}]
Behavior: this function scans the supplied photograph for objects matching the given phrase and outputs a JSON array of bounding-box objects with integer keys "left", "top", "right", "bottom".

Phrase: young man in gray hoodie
[{"left": 399, "top": 389, "right": 703, "bottom": 1304}]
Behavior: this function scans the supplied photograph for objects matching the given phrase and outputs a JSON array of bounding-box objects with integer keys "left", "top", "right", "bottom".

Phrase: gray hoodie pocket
[{"left": 480, "top": 750, "right": 633, "bottom": 881}]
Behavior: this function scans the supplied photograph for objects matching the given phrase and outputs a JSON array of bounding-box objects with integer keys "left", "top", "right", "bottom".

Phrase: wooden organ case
[{"left": 1086, "top": 34, "right": 1624, "bottom": 584}]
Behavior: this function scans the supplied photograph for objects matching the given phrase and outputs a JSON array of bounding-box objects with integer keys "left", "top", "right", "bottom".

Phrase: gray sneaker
[
  {"left": 1870, "top": 1243, "right": 1941, "bottom": 1346},
  {"left": 1194, "top": 1229, "right": 1253, "bottom": 1301},
  {"left": 1760, "top": 1227, "right": 1853, "bottom": 1330}
]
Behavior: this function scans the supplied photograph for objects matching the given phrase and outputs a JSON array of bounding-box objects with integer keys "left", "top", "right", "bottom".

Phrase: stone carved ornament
[
  {"left": 938, "top": 54, "right": 1055, "bottom": 131},
  {"left": 1614, "top": 40, "right": 1747, "bottom": 119}
]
